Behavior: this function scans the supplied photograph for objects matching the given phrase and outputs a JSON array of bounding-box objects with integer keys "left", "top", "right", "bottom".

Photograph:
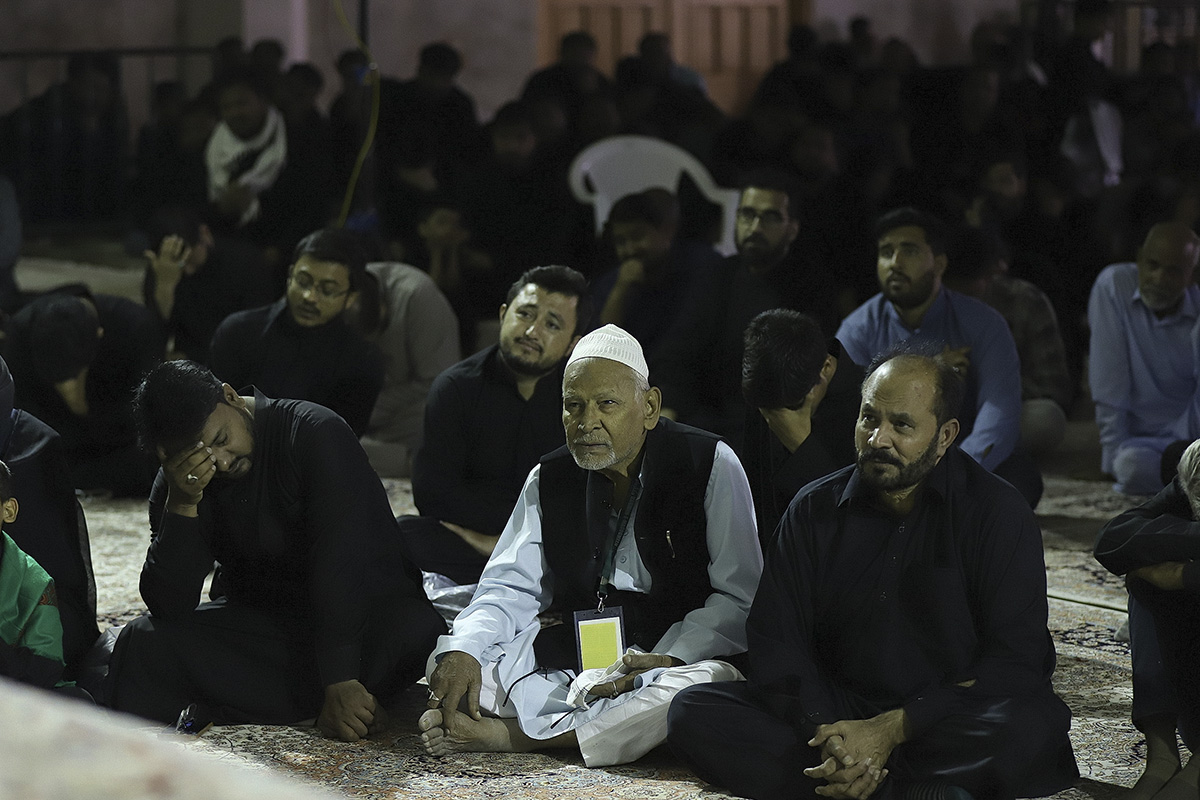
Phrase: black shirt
[
  {"left": 650, "top": 253, "right": 842, "bottom": 450},
  {"left": 748, "top": 446, "right": 1059, "bottom": 739},
  {"left": 7, "top": 293, "right": 162, "bottom": 495},
  {"left": 1094, "top": 478, "right": 1200, "bottom": 591},
  {"left": 742, "top": 342, "right": 864, "bottom": 543},
  {"left": 141, "top": 391, "right": 429, "bottom": 685},
  {"left": 208, "top": 298, "right": 384, "bottom": 436},
  {"left": 590, "top": 239, "right": 723, "bottom": 353},
  {"left": 143, "top": 236, "right": 276, "bottom": 364},
  {"left": 412, "top": 345, "right": 566, "bottom": 536}
]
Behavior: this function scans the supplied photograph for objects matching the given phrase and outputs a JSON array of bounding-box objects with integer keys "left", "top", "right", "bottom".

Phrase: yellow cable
[{"left": 332, "top": 0, "right": 381, "bottom": 227}]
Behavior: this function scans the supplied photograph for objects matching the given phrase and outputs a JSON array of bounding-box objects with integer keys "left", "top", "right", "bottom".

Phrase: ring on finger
[{"left": 186, "top": 473, "right": 198, "bottom": 484}]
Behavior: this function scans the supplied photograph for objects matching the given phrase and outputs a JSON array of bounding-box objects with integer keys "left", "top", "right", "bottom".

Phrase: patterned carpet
[{"left": 80, "top": 475, "right": 1155, "bottom": 798}]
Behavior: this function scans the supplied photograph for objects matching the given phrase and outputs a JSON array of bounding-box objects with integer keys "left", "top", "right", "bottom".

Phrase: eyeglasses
[
  {"left": 736, "top": 207, "right": 787, "bottom": 226},
  {"left": 289, "top": 271, "right": 351, "bottom": 300}
]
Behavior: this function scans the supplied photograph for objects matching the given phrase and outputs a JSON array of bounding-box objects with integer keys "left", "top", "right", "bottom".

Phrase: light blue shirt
[
  {"left": 1087, "top": 262, "right": 1200, "bottom": 473},
  {"left": 836, "top": 287, "right": 1022, "bottom": 471}
]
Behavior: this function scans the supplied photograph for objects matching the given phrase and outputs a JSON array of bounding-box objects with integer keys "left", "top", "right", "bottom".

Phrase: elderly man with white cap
[{"left": 419, "top": 324, "right": 762, "bottom": 766}]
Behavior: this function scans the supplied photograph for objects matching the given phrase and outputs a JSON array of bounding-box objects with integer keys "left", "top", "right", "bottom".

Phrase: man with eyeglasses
[
  {"left": 208, "top": 227, "right": 384, "bottom": 436},
  {"left": 650, "top": 172, "right": 842, "bottom": 453}
]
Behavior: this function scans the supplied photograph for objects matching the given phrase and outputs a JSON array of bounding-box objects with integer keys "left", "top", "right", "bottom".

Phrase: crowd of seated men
[{"left": 7, "top": 4, "right": 1200, "bottom": 796}]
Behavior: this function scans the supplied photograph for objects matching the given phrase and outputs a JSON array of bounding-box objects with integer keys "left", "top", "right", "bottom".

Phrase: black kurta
[
  {"left": 6, "top": 293, "right": 162, "bottom": 496},
  {"left": 402, "top": 345, "right": 568, "bottom": 583},
  {"left": 1095, "top": 479, "right": 1200, "bottom": 742},
  {"left": 208, "top": 298, "right": 384, "bottom": 436},
  {"left": 109, "top": 392, "right": 443, "bottom": 724},
  {"left": 740, "top": 341, "right": 863, "bottom": 544},
  {"left": 668, "top": 447, "right": 1077, "bottom": 800},
  {"left": 411, "top": 345, "right": 567, "bottom": 537}
]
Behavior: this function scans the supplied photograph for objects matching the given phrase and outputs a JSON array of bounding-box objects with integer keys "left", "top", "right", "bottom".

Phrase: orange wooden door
[{"left": 536, "top": 0, "right": 789, "bottom": 115}]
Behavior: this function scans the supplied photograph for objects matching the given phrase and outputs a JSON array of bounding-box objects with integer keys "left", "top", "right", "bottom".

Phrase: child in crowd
[{"left": 0, "top": 459, "right": 69, "bottom": 690}]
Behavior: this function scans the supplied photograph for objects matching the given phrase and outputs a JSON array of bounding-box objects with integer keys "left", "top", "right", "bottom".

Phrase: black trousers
[
  {"left": 106, "top": 594, "right": 446, "bottom": 725},
  {"left": 396, "top": 514, "right": 491, "bottom": 585},
  {"left": 667, "top": 682, "right": 1077, "bottom": 800},
  {"left": 1129, "top": 576, "right": 1200, "bottom": 747}
]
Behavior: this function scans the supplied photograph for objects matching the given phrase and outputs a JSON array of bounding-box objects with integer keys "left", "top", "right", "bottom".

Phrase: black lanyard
[{"left": 596, "top": 477, "right": 643, "bottom": 611}]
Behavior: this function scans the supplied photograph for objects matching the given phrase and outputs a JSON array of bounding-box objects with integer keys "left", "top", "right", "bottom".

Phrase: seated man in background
[
  {"left": 669, "top": 348, "right": 1077, "bottom": 800},
  {"left": 402, "top": 265, "right": 590, "bottom": 584},
  {"left": 420, "top": 325, "right": 761, "bottom": 766},
  {"left": 354, "top": 260, "right": 461, "bottom": 478},
  {"left": 5, "top": 288, "right": 162, "bottom": 497},
  {"left": 1088, "top": 222, "right": 1200, "bottom": 495},
  {"left": 205, "top": 67, "right": 331, "bottom": 264},
  {"left": 652, "top": 173, "right": 843, "bottom": 453},
  {"left": 836, "top": 207, "right": 1037, "bottom": 506},
  {"left": 1094, "top": 438, "right": 1200, "bottom": 800},
  {"left": 944, "top": 226, "right": 1073, "bottom": 457},
  {"left": 740, "top": 309, "right": 862, "bottom": 543},
  {"left": 143, "top": 206, "right": 276, "bottom": 364},
  {"left": 108, "top": 361, "right": 445, "bottom": 739},
  {"left": 591, "top": 188, "right": 721, "bottom": 352},
  {"left": 208, "top": 227, "right": 384, "bottom": 437},
  {"left": 0, "top": 459, "right": 71, "bottom": 692},
  {"left": 0, "top": 356, "right": 97, "bottom": 677}
]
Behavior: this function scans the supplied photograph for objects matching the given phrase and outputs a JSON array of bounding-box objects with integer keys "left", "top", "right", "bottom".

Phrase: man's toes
[{"left": 418, "top": 708, "right": 444, "bottom": 733}]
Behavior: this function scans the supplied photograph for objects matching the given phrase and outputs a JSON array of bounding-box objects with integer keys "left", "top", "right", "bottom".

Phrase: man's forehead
[
  {"left": 611, "top": 220, "right": 656, "bottom": 236},
  {"left": 515, "top": 285, "right": 578, "bottom": 313},
  {"left": 293, "top": 254, "right": 351, "bottom": 278},
  {"left": 863, "top": 363, "right": 937, "bottom": 412},
  {"left": 739, "top": 187, "right": 788, "bottom": 210},
  {"left": 1141, "top": 237, "right": 1195, "bottom": 267},
  {"left": 878, "top": 225, "right": 928, "bottom": 248}
]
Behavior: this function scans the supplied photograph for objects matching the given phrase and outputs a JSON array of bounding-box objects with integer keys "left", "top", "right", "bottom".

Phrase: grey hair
[{"left": 1177, "top": 439, "right": 1200, "bottom": 519}]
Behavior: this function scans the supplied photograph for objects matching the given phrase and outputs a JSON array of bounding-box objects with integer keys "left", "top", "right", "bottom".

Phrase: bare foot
[{"left": 418, "top": 708, "right": 526, "bottom": 756}]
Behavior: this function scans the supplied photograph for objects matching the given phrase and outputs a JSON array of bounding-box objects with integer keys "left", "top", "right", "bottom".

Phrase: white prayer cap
[{"left": 565, "top": 324, "right": 649, "bottom": 381}]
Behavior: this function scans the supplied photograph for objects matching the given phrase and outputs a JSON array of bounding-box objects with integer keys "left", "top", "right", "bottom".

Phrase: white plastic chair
[{"left": 568, "top": 135, "right": 741, "bottom": 255}]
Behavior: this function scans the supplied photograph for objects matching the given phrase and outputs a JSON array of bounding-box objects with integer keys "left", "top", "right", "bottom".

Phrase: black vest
[{"left": 535, "top": 418, "right": 719, "bottom": 669}]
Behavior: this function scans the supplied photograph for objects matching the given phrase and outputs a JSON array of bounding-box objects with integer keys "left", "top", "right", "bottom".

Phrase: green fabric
[{"left": 0, "top": 531, "right": 65, "bottom": 669}]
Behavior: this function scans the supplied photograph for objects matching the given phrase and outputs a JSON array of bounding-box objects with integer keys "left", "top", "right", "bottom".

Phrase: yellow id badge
[{"left": 573, "top": 607, "right": 626, "bottom": 672}]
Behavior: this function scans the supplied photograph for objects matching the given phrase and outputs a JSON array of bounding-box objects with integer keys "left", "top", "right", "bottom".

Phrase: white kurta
[{"left": 429, "top": 440, "right": 762, "bottom": 765}]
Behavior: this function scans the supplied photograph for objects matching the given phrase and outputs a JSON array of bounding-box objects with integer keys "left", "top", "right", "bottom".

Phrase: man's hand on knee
[
  {"left": 588, "top": 652, "right": 683, "bottom": 699},
  {"left": 318, "top": 679, "right": 378, "bottom": 742},
  {"left": 428, "top": 650, "right": 483, "bottom": 723},
  {"left": 1131, "top": 561, "right": 1188, "bottom": 591}
]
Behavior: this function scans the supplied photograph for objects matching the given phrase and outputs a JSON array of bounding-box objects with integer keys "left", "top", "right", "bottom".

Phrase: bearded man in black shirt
[
  {"left": 668, "top": 346, "right": 1077, "bottom": 800},
  {"left": 107, "top": 360, "right": 444, "bottom": 740}
]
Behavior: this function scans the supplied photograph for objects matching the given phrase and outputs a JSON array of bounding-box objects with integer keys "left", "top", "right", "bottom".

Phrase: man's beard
[
  {"left": 737, "top": 235, "right": 788, "bottom": 271},
  {"left": 498, "top": 338, "right": 554, "bottom": 377},
  {"left": 570, "top": 441, "right": 619, "bottom": 471},
  {"left": 856, "top": 434, "right": 941, "bottom": 492},
  {"left": 1140, "top": 285, "right": 1181, "bottom": 313},
  {"left": 881, "top": 269, "right": 937, "bottom": 310}
]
